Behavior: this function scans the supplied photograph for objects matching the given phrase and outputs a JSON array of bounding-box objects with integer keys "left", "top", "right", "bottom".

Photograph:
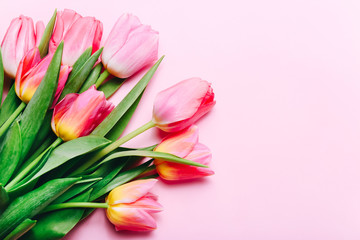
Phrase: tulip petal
[
  {"left": 155, "top": 125, "right": 199, "bottom": 158},
  {"left": 107, "top": 207, "right": 157, "bottom": 231},
  {"left": 107, "top": 179, "right": 158, "bottom": 205},
  {"left": 35, "top": 21, "right": 45, "bottom": 46},
  {"left": 102, "top": 14, "right": 142, "bottom": 66},
  {"left": 153, "top": 78, "right": 215, "bottom": 132},
  {"left": 156, "top": 161, "right": 214, "bottom": 181}
]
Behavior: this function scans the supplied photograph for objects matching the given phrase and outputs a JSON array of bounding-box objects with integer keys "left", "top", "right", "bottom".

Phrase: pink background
[{"left": 2, "top": 0, "right": 360, "bottom": 239}]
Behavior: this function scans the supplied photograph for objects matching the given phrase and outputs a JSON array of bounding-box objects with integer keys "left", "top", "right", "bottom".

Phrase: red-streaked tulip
[
  {"left": 102, "top": 14, "right": 158, "bottom": 78},
  {"left": 49, "top": 9, "right": 103, "bottom": 66},
  {"left": 152, "top": 78, "right": 215, "bottom": 132},
  {"left": 15, "top": 48, "right": 71, "bottom": 105},
  {"left": 106, "top": 179, "right": 162, "bottom": 231},
  {"left": 1, "top": 15, "right": 43, "bottom": 78},
  {"left": 154, "top": 125, "right": 214, "bottom": 181},
  {"left": 51, "top": 85, "right": 114, "bottom": 141}
]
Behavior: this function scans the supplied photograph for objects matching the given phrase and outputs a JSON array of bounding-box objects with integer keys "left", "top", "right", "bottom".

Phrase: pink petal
[
  {"left": 155, "top": 125, "right": 199, "bottom": 158},
  {"left": 35, "top": 21, "right": 45, "bottom": 47},
  {"left": 107, "top": 207, "right": 157, "bottom": 232},
  {"left": 153, "top": 78, "right": 215, "bottom": 132},
  {"left": 107, "top": 179, "right": 158, "bottom": 205}
]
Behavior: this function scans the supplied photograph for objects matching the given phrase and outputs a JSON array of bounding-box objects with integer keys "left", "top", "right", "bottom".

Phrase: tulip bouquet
[{"left": 0, "top": 9, "right": 215, "bottom": 240}]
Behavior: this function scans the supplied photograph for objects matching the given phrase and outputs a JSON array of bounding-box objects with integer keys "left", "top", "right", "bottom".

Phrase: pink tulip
[
  {"left": 1, "top": 15, "right": 43, "bottom": 78},
  {"left": 49, "top": 9, "right": 103, "bottom": 66},
  {"left": 102, "top": 14, "right": 159, "bottom": 78},
  {"left": 154, "top": 125, "right": 214, "bottom": 181},
  {"left": 106, "top": 179, "right": 162, "bottom": 231},
  {"left": 51, "top": 85, "right": 114, "bottom": 141},
  {"left": 15, "top": 48, "right": 71, "bottom": 105},
  {"left": 153, "top": 78, "right": 215, "bottom": 132}
]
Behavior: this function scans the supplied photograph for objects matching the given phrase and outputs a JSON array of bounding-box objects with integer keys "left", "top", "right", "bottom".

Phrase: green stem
[
  {"left": 42, "top": 202, "right": 108, "bottom": 214},
  {"left": 0, "top": 102, "right": 26, "bottom": 137},
  {"left": 95, "top": 69, "right": 110, "bottom": 88},
  {"left": 71, "top": 120, "right": 156, "bottom": 176},
  {"left": 5, "top": 137, "right": 63, "bottom": 190}
]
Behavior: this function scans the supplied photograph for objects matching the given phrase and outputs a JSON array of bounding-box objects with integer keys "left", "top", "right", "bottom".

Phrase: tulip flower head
[
  {"left": 15, "top": 48, "right": 71, "bottom": 105},
  {"left": 153, "top": 78, "right": 215, "bottom": 132},
  {"left": 106, "top": 179, "right": 162, "bottom": 231},
  {"left": 102, "top": 13, "right": 159, "bottom": 78},
  {"left": 49, "top": 9, "right": 103, "bottom": 66},
  {"left": 1, "top": 15, "right": 43, "bottom": 78},
  {"left": 51, "top": 85, "right": 114, "bottom": 141},
  {"left": 154, "top": 125, "right": 214, "bottom": 181}
]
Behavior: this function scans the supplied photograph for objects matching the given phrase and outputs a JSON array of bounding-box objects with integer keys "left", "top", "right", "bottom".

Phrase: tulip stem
[
  {"left": 95, "top": 69, "right": 110, "bottom": 88},
  {"left": 42, "top": 202, "right": 109, "bottom": 214},
  {"left": 5, "top": 137, "right": 63, "bottom": 190},
  {"left": 0, "top": 102, "right": 26, "bottom": 137},
  {"left": 71, "top": 120, "right": 156, "bottom": 175}
]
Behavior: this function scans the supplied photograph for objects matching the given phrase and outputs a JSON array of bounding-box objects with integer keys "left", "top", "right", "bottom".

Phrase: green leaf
[
  {"left": 27, "top": 136, "right": 110, "bottom": 182},
  {"left": 90, "top": 160, "right": 152, "bottom": 201},
  {"left": 91, "top": 56, "right": 164, "bottom": 137},
  {"left": 79, "top": 63, "right": 102, "bottom": 93},
  {"left": 0, "top": 121, "right": 21, "bottom": 185},
  {"left": 51, "top": 180, "right": 98, "bottom": 204},
  {"left": 19, "top": 42, "right": 63, "bottom": 160},
  {"left": 91, "top": 150, "right": 208, "bottom": 170},
  {"left": 4, "top": 218, "right": 36, "bottom": 240},
  {"left": 38, "top": 9, "right": 57, "bottom": 58},
  {"left": 0, "top": 47, "right": 4, "bottom": 103},
  {"left": 0, "top": 84, "right": 21, "bottom": 126},
  {"left": 59, "top": 48, "right": 103, "bottom": 100},
  {"left": 98, "top": 77, "right": 125, "bottom": 98},
  {"left": 21, "top": 189, "right": 91, "bottom": 240},
  {"left": 88, "top": 160, "right": 128, "bottom": 201},
  {"left": 0, "top": 184, "right": 9, "bottom": 211},
  {"left": 105, "top": 93, "right": 142, "bottom": 141},
  {"left": 68, "top": 47, "right": 92, "bottom": 81},
  {"left": 0, "top": 178, "right": 79, "bottom": 239}
]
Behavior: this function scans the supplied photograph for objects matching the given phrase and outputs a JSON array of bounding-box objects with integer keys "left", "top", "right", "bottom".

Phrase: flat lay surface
[{"left": 2, "top": 0, "right": 360, "bottom": 239}]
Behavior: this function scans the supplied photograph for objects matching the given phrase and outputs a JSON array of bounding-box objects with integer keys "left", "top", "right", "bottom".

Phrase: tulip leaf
[
  {"left": 0, "top": 177, "right": 80, "bottom": 239},
  {"left": 27, "top": 136, "right": 110, "bottom": 183},
  {"left": 0, "top": 121, "right": 21, "bottom": 185},
  {"left": 0, "top": 85, "right": 22, "bottom": 126},
  {"left": 0, "top": 47, "right": 4, "bottom": 103},
  {"left": 90, "top": 160, "right": 152, "bottom": 201},
  {"left": 38, "top": 9, "right": 57, "bottom": 58},
  {"left": 0, "top": 184, "right": 9, "bottom": 211},
  {"left": 79, "top": 62, "right": 102, "bottom": 93},
  {"left": 90, "top": 150, "right": 208, "bottom": 171},
  {"left": 91, "top": 56, "right": 164, "bottom": 137},
  {"left": 105, "top": 93, "right": 143, "bottom": 141},
  {"left": 21, "top": 189, "right": 91, "bottom": 240},
  {"left": 59, "top": 47, "right": 103, "bottom": 100},
  {"left": 19, "top": 42, "right": 63, "bottom": 160},
  {"left": 98, "top": 77, "right": 125, "bottom": 99},
  {"left": 51, "top": 180, "right": 98, "bottom": 204},
  {"left": 3, "top": 218, "right": 36, "bottom": 240},
  {"left": 68, "top": 47, "right": 92, "bottom": 80}
]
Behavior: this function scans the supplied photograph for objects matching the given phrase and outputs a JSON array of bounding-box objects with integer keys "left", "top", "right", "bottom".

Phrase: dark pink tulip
[
  {"left": 15, "top": 48, "right": 71, "bottom": 106},
  {"left": 51, "top": 85, "right": 114, "bottom": 141}
]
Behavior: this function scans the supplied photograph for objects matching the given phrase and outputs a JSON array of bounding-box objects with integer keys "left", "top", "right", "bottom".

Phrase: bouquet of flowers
[{"left": 0, "top": 9, "right": 215, "bottom": 240}]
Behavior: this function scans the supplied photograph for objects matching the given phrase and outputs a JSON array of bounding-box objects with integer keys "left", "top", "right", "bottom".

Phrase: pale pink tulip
[
  {"left": 154, "top": 125, "right": 214, "bottom": 181},
  {"left": 102, "top": 14, "right": 159, "bottom": 78},
  {"left": 15, "top": 48, "right": 71, "bottom": 105},
  {"left": 51, "top": 85, "right": 114, "bottom": 141},
  {"left": 153, "top": 78, "right": 215, "bottom": 132},
  {"left": 49, "top": 9, "right": 102, "bottom": 66},
  {"left": 1, "top": 15, "right": 43, "bottom": 78},
  {"left": 106, "top": 179, "right": 162, "bottom": 231}
]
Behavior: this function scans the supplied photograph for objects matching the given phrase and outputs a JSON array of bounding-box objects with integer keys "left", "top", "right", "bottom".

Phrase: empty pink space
[{"left": 2, "top": 0, "right": 360, "bottom": 239}]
